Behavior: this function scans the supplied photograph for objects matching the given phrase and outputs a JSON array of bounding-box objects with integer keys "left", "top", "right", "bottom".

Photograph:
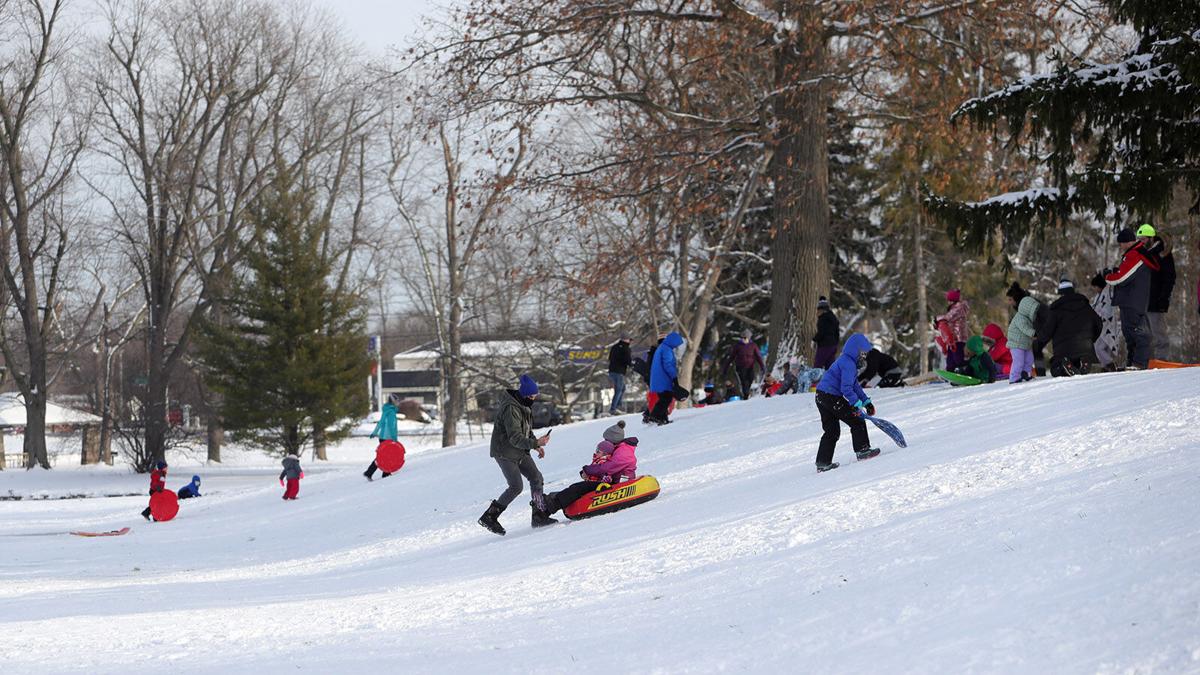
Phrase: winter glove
[
  {"left": 299, "top": 472, "right": 305, "bottom": 479},
  {"left": 580, "top": 468, "right": 589, "bottom": 480},
  {"left": 853, "top": 401, "right": 867, "bottom": 417},
  {"left": 279, "top": 478, "right": 285, "bottom": 486},
  {"left": 866, "top": 402, "right": 876, "bottom": 416}
]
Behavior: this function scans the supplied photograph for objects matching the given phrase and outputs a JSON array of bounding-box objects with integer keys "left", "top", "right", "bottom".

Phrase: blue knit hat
[{"left": 517, "top": 374, "right": 538, "bottom": 398}]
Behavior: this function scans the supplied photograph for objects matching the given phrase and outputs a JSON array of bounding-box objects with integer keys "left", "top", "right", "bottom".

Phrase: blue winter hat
[
  {"left": 517, "top": 374, "right": 539, "bottom": 398},
  {"left": 191, "top": 475, "right": 201, "bottom": 485}
]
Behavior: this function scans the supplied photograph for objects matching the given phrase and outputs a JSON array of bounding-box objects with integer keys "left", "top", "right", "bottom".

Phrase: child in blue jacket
[
  {"left": 813, "top": 333, "right": 881, "bottom": 472},
  {"left": 177, "top": 475, "right": 202, "bottom": 499}
]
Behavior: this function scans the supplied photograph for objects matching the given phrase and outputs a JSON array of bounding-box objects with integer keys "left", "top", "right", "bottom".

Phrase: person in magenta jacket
[
  {"left": 936, "top": 289, "right": 970, "bottom": 370},
  {"left": 533, "top": 423, "right": 640, "bottom": 520}
]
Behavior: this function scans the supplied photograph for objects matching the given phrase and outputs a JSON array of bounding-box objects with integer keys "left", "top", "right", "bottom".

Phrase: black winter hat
[
  {"left": 1116, "top": 228, "right": 1136, "bottom": 243},
  {"left": 1005, "top": 282, "right": 1028, "bottom": 301},
  {"left": 817, "top": 296, "right": 830, "bottom": 310}
]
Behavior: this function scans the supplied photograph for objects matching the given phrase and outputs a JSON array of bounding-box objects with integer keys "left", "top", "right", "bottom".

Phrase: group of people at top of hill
[{"left": 936, "top": 224, "right": 1179, "bottom": 381}]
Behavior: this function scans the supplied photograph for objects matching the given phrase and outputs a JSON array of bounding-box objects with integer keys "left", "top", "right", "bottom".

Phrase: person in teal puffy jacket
[
  {"left": 1005, "top": 283, "right": 1042, "bottom": 383},
  {"left": 364, "top": 393, "right": 401, "bottom": 480}
]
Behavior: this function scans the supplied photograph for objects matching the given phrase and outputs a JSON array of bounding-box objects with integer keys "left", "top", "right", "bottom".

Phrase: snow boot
[
  {"left": 363, "top": 470, "right": 373, "bottom": 481},
  {"left": 531, "top": 502, "right": 558, "bottom": 528},
  {"left": 478, "top": 500, "right": 507, "bottom": 536},
  {"left": 855, "top": 447, "right": 881, "bottom": 461},
  {"left": 816, "top": 462, "right": 839, "bottom": 473},
  {"left": 531, "top": 492, "right": 558, "bottom": 527}
]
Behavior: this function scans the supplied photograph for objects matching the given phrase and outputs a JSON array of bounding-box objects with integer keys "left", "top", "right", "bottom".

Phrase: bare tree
[
  {"left": 89, "top": 0, "right": 378, "bottom": 466},
  {"left": 386, "top": 72, "right": 535, "bottom": 447},
  {"left": 0, "top": 0, "right": 88, "bottom": 469}
]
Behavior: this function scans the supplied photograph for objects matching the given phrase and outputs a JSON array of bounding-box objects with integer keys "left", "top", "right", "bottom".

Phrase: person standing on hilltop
[
  {"left": 936, "top": 289, "right": 970, "bottom": 371},
  {"left": 606, "top": 334, "right": 633, "bottom": 415},
  {"left": 812, "top": 297, "right": 840, "bottom": 369},
  {"left": 724, "top": 329, "right": 765, "bottom": 400},
  {"left": 646, "top": 332, "right": 686, "bottom": 425},
  {"left": 1145, "top": 232, "right": 1176, "bottom": 361},
  {"left": 1104, "top": 226, "right": 1160, "bottom": 369}
]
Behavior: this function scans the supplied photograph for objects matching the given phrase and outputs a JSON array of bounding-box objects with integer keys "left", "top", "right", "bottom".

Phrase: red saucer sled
[
  {"left": 149, "top": 490, "right": 179, "bottom": 522},
  {"left": 375, "top": 440, "right": 406, "bottom": 474},
  {"left": 562, "top": 475, "right": 660, "bottom": 521}
]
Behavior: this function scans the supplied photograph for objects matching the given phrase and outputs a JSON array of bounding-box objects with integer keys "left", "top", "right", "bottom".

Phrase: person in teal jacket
[
  {"left": 1005, "top": 283, "right": 1042, "bottom": 383},
  {"left": 364, "top": 393, "right": 401, "bottom": 480}
]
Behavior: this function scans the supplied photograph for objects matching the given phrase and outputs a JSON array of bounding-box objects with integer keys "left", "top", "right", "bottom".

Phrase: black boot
[
  {"left": 855, "top": 447, "right": 881, "bottom": 461},
  {"left": 530, "top": 495, "right": 558, "bottom": 528},
  {"left": 816, "top": 462, "right": 840, "bottom": 473},
  {"left": 478, "top": 500, "right": 507, "bottom": 536}
]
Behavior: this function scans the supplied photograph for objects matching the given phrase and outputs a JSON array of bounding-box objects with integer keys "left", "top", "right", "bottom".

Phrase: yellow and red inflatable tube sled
[{"left": 563, "top": 475, "right": 660, "bottom": 521}]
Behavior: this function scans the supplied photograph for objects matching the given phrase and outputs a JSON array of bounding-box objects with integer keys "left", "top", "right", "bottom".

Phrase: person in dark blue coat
[
  {"left": 813, "top": 333, "right": 880, "bottom": 472},
  {"left": 646, "top": 332, "right": 685, "bottom": 424},
  {"left": 177, "top": 475, "right": 202, "bottom": 499}
]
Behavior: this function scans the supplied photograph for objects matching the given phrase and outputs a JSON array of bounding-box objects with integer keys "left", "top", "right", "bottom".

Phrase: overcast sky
[{"left": 315, "top": 0, "right": 448, "bottom": 55}]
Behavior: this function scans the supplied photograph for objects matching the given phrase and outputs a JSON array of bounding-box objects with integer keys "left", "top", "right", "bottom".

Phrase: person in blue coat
[
  {"left": 177, "top": 475, "right": 202, "bottom": 499},
  {"left": 646, "top": 332, "right": 685, "bottom": 424},
  {"left": 813, "top": 333, "right": 881, "bottom": 472},
  {"left": 364, "top": 393, "right": 402, "bottom": 480}
]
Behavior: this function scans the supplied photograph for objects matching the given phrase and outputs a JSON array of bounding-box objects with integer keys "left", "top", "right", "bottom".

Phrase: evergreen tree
[
  {"left": 926, "top": 2, "right": 1200, "bottom": 248},
  {"left": 199, "top": 173, "right": 370, "bottom": 457}
]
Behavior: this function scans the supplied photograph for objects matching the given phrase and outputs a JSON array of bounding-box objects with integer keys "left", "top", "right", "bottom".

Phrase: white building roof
[{"left": 0, "top": 392, "right": 103, "bottom": 427}]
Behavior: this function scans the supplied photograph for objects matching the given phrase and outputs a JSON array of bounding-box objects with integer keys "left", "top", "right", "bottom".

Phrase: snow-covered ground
[{"left": 1, "top": 369, "right": 1198, "bottom": 673}]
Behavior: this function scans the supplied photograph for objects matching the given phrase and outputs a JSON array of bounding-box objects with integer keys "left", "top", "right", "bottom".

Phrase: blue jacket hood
[
  {"left": 662, "top": 332, "right": 684, "bottom": 349},
  {"left": 190, "top": 475, "right": 201, "bottom": 486},
  {"left": 842, "top": 333, "right": 872, "bottom": 360}
]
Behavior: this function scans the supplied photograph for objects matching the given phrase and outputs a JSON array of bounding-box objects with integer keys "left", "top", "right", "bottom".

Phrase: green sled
[{"left": 935, "top": 369, "right": 983, "bottom": 386}]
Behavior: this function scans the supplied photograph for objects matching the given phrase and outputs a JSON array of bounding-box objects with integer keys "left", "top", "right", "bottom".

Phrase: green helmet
[{"left": 1135, "top": 223, "right": 1156, "bottom": 238}]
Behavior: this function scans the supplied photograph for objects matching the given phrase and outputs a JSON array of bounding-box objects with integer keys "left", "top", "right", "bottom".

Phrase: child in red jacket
[{"left": 141, "top": 460, "right": 168, "bottom": 520}]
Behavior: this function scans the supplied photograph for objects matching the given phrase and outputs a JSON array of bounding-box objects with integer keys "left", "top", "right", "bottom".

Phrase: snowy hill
[{"left": 2, "top": 369, "right": 1199, "bottom": 673}]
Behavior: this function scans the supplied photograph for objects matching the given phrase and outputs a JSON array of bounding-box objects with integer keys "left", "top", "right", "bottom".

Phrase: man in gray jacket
[{"left": 479, "top": 374, "right": 552, "bottom": 535}]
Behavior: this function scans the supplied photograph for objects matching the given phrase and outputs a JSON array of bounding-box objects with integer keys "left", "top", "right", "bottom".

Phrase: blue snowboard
[{"left": 864, "top": 415, "right": 907, "bottom": 448}]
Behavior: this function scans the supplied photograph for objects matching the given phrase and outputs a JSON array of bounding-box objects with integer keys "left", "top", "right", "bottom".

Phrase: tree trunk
[
  {"left": 145, "top": 326, "right": 170, "bottom": 467},
  {"left": 442, "top": 293, "right": 463, "bottom": 448},
  {"left": 914, "top": 207, "right": 930, "bottom": 374},
  {"left": 23, "top": 389, "right": 49, "bottom": 470},
  {"left": 207, "top": 418, "right": 224, "bottom": 463},
  {"left": 768, "top": 14, "right": 830, "bottom": 369},
  {"left": 312, "top": 423, "right": 327, "bottom": 461}
]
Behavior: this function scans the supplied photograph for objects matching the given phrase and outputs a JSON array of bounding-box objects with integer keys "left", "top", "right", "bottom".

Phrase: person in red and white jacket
[
  {"left": 141, "top": 460, "right": 168, "bottom": 521},
  {"left": 1104, "top": 226, "right": 1160, "bottom": 369}
]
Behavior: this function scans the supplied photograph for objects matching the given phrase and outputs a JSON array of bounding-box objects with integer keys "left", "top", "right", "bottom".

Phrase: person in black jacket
[
  {"left": 1038, "top": 278, "right": 1103, "bottom": 376},
  {"left": 857, "top": 348, "right": 905, "bottom": 388},
  {"left": 812, "top": 296, "right": 840, "bottom": 369},
  {"left": 1146, "top": 234, "right": 1176, "bottom": 360},
  {"left": 606, "top": 335, "right": 632, "bottom": 415}
]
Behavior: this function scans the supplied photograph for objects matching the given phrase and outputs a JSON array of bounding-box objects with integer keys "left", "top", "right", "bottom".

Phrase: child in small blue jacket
[
  {"left": 813, "top": 333, "right": 881, "bottom": 472},
  {"left": 177, "top": 475, "right": 202, "bottom": 499}
]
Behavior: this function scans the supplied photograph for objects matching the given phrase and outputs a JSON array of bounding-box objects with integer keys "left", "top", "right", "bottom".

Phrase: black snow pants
[
  {"left": 735, "top": 366, "right": 756, "bottom": 399},
  {"left": 547, "top": 481, "right": 601, "bottom": 514},
  {"left": 815, "top": 391, "right": 870, "bottom": 466}
]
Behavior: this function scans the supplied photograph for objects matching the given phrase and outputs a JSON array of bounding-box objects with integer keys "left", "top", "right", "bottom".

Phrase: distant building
[{"left": 384, "top": 338, "right": 623, "bottom": 421}]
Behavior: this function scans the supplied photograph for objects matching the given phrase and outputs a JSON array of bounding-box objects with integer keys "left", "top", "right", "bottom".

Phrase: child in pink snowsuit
[
  {"left": 532, "top": 422, "right": 639, "bottom": 523},
  {"left": 936, "top": 289, "right": 970, "bottom": 370}
]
